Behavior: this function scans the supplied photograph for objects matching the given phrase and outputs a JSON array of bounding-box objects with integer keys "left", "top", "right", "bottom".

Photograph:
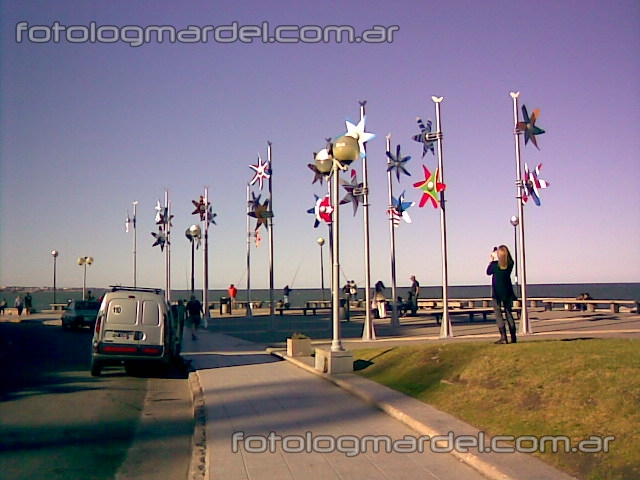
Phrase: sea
[{"left": 4, "top": 283, "right": 639, "bottom": 312}]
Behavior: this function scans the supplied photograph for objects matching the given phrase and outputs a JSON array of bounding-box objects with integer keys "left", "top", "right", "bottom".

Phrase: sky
[{"left": 1, "top": 0, "right": 639, "bottom": 293}]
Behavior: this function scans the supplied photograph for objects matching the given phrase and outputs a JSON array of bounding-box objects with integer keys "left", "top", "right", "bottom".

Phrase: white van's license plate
[{"left": 107, "top": 330, "right": 134, "bottom": 340}]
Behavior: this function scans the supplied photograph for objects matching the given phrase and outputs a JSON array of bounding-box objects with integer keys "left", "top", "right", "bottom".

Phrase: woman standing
[
  {"left": 374, "top": 281, "right": 386, "bottom": 319},
  {"left": 486, "top": 245, "right": 517, "bottom": 344}
]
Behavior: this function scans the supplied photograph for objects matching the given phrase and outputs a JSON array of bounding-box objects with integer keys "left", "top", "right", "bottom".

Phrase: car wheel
[{"left": 90, "top": 360, "right": 102, "bottom": 377}]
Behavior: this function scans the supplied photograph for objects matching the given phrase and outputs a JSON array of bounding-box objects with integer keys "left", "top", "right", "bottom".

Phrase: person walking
[
  {"left": 14, "top": 295, "right": 24, "bottom": 316},
  {"left": 186, "top": 295, "right": 204, "bottom": 340},
  {"left": 24, "top": 293, "right": 33, "bottom": 315},
  {"left": 409, "top": 275, "right": 420, "bottom": 316},
  {"left": 486, "top": 245, "right": 517, "bottom": 344},
  {"left": 228, "top": 284, "right": 238, "bottom": 309}
]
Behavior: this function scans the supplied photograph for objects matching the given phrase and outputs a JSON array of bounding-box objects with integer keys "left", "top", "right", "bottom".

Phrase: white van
[{"left": 90, "top": 286, "right": 182, "bottom": 376}]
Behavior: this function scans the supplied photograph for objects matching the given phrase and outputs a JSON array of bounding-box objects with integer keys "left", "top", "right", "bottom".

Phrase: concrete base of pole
[{"left": 315, "top": 348, "right": 353, "bottom": 374}]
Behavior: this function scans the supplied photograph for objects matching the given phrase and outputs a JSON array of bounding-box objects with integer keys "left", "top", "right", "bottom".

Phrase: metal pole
[
  {"left": 203, "top": 186, "right": 210, "bottom": 319},
  {"left": 511, "top": 216, "right": 519, "bottom": 298},
  {"left": 360, "top": 101, "right": 376, "bottom": 340},
  {"left": 433, "top": 96, "right": 452, "bottom": 338},
  {"left": 267, "top": 141, "right": 275, "bottom": 323},
  {"left": 190, "top": 236, "right": 195, "bottom": 295},
  {"left": 52, "top": 251, "right": 58, "bottom": 304},
  {"left": 246, "top": 184, "right": 253, "bottom": 316},
  {"left": 318, "top": 238, "right": 326, "bottom": 301},
  {"left": 82, "top": 262, "right": 87, "bottom": 300},
  {"left": 164, "top": 190, "right": 171, "bottom": 302},
  {"left": 133, "top": 201, "right": 138, "bottom": 288},
  {"left": 331, "top": 162, "right": 344, "bottom": 352},
  {"left": 385, "top": 134, "right": 399, "bottom": 328},
  {"left": 510, "top": 92, "right": 531, "bottom": 334}
]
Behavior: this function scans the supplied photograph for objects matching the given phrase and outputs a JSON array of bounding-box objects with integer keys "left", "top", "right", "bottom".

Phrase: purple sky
[{"left": 1, "top": 0, "right": 639, "bottom": 292}]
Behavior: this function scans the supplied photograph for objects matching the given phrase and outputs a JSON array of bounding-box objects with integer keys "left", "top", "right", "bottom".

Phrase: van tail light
[{"left": 95, "top": 316, "right": 103, "bottom": 333}]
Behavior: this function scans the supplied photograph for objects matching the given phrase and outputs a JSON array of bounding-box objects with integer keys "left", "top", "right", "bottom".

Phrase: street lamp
[
  {"left": 51, "top": 250, "right": 59, "bottom": 304},
  {"left": 317, "top": 237, "right": 325, "bottom": 301},
  {"left": 316, "top": 134, "right": 360, "bottom": 352},
  {"left": 77, "top": 256, "right": 94, "bottom": 300},
  {"left": 510, "top": 215, "right": 519, "bottom": 298},
  {"left": 185, "top": 224, "right": 201, "bottom": 295}
]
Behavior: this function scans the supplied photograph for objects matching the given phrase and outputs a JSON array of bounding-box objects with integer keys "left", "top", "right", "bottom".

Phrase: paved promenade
[{"left": 180, "top": 307, "right": 640, "bottom": 480}]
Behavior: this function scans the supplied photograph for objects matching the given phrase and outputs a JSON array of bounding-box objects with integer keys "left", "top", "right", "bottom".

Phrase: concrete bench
[
  {"left": 276, "top": 306, "right": 332, "bottom": 316},
  {"left": 433, "top": 306, "right": 522, "bottom": 323}
]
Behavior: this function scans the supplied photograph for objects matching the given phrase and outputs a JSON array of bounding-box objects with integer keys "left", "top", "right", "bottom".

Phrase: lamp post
[
  {"left": 77, "top": 256, "right": 93, "bottom": 300},
  {"left": 185, "top": 224, "right": 201, "bottom": 295},
  {"left": 317, "top": 237, "right": 325, "bottom": 301},
  {"left": 510, "top": 215, "right": 519, "bottom": 298},
  {"left": 51, "top": 250, "right": 59, "bottom": 304},
  {"left": 132, "top": 200, "right": 138, "bottom": 288}
]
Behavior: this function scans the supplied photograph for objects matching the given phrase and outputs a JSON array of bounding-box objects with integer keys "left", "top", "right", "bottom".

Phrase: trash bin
[
  {"left": 220, "top": 297, "right": 231, "bottom": 315},
  {"left": 339, "top": 298, "right": 349, "bottom": 320}
]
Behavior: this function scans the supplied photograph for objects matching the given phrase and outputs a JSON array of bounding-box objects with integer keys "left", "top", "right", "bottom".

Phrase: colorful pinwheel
[
  {"left": 249, "top": 154, "right": 271, "bottom": 190},
  {"left": 387, "top": 190, "right": 415, "bottom": 227},
  {"left": 345, "top": 116, "right": 375, "bottom": 157},
  {"left": 151, "top": 226, "right": 168, "bottom": 251},
  {"left": 516, "top": 105, "right": 545, "bottom": 150},
  {"left": 413, "top": 165, "right": 446, "bottom": 208},
  {"left": 386, "top": 144, "right": 412, "bottom": 181},
  {"left": 307, "top": 194, "right": 333, "bottom": 228},
  {"left": 412, "top": 117, "right": 437, "bottom": 157},
  {"left": 522, "top": 163, "right": 549, "bottom": 206},
  {"left": 340, "top": 169, "right": 363, "bottom": 216},
  {"left": 248, "top": 198, "right": 272, "bottom": 231},
  {"left": 191, "top": 196, "right": 207, "bottom": 220}
]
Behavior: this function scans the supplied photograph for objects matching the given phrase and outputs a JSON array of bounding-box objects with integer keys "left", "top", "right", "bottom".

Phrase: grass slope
[{"left": 353, "top": 338, "right": 639, "bottom": 480}]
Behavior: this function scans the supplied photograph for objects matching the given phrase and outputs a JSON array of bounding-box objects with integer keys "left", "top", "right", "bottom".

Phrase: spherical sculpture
[{"left": 332, "top": 135, "right": 360, "bottom": 165}]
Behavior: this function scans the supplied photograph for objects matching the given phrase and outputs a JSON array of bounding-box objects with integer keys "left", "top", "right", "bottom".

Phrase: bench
[
  {"left": 276, "top": 306, "right": 332, "bottom": 316},
  {"left": 529, "top": 298, "right": 638, "bottom": 313},
  {"left": 432, "top": 306, "right": 522, "bottom": 323}
]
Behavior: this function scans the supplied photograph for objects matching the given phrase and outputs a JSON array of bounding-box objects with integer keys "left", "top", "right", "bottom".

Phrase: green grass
[{"left": 352, "top": 339, "right": 640, "bottom": 480}]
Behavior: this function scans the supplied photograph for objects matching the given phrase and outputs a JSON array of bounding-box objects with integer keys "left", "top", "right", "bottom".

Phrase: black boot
[
  {"left": 509, "top": 325, "right": 517, "bottom": 344},
  {"left": 495, "top": 327, "right": 508, "bottom": 344}
]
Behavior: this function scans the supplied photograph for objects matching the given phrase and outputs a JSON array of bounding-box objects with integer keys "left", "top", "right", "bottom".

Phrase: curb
[{"left": 187, "top": 370, "right": 208, "bottom": 480}]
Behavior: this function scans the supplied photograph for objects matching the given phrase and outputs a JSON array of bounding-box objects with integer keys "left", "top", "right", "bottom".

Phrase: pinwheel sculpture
[
  {"left": 307, "top": 194, "right": 333, "bottom": 228},
  {"left": 386, "top": 144, "right": 412, "bottom": 181},
  {"left": 340, "top": 169, "right": 363, "bottom": 216},
  {"left": 412, "top": 117, "right": 438, "bottom": 157},
  {"left": 249, "top": 154, "right": 271, "bottom": 190},
  {"left": 154, "top": 200, "right": 173, "bottom": 226},
  {"left": 248, "top": 198, "right": 272, "bottom": 231},
  {"left": 151, "top": 226, "right": 168, "bottom": 251},
  {"left": 522, "top": 163, "right": 550, "bottom": 206},
  {"left": 387, "top": 191, "right": 415, "bottom": 227},
  {"left": 345, "top": 116, "right": 376, "bottom": 157},
  {"left": 516, "top": 105, "right": 545, "bottom": 150},
  {"left": 191, "top": 195, "right": 207, "bottom": 220},
  {"left": 413, "top": 164, "right": 446, "bottom": 208}
]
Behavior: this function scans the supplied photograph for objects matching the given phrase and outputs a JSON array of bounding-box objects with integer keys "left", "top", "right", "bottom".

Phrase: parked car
[
  {"left": 90, "top": 286, "right": 182, "bottom": 376},
  {"left": 61, "top": 300, "right": 100, "bottom": 330}
]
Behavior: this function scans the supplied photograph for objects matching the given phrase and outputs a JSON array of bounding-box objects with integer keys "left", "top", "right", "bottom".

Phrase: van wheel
[{"left": 90, "top": 360, "right": 102, "bottom": 377}]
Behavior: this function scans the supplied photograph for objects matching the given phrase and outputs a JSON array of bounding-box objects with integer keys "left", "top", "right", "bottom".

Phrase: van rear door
[{"left": 103, "top": 296, "right": 139, "bottom": 346}]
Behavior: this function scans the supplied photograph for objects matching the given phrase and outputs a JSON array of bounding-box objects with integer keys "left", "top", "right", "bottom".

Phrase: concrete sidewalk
[{"left": 181, "top": 330, "right": 576, "bottom": 480}]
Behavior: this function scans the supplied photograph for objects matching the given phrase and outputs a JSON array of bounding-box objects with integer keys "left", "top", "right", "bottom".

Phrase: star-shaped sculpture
[
  {"left": 516, "top": 105, "right": 545, "bottom": 150},
  {"left": 412, "top": 117, "right": 437, "bottom": 157},
  {"left": 387, "top": 190, "right": 415, "bottom": 227},
  {"left": 522, "top": 163, "right": 549, "bottom": 206},
  {"left": 191, "top": 196, "right": 207, "bottom": 220},
  {"left": 413, "top": 165, "right": 446, "bottom": 208},
  {"left": 206, "top": 205, "right": 217, "bottom": 226},
  {"left": 386, "top": 144, "right": 412, "bottom": 181},
  {"left": 307, "top": 194, "right": 333, "bottom": 228},
  {"left": 345, "top": 116, "right": 375, "bottom": 157},
  {"left": 340, "top": 169, "right": 363, "bottom": 216},
  {"left": 249, "top": 154, "right": 271, "bottom": 190},
  {"left": 248, "top": 198, "right": 272, "bottom": 231},
  {"left": 151, "top": 226, "right": 168, "bottom": 251}
]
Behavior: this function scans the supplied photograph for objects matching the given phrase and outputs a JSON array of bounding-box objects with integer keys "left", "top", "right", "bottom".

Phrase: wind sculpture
[
  {"left": 191, "top": 188, "right": 217, "bottom": 320},
  {"left": 151, "top": 191, "right": 173, "bottom": 300},
  {"left": 247, "top": 144, "right": 275, "bottom": 319},
  {"left": 340, "top": 169, "right": 364, "bottom": 215},
  {"left": 510, "top": 92, "right": 548, "bottom": 336},
  {"left": 384, "top": 139, "right": 414, "bottom": 327},
  {"left": 411, "top": 96, "right": 451, "bottom": 338}
]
